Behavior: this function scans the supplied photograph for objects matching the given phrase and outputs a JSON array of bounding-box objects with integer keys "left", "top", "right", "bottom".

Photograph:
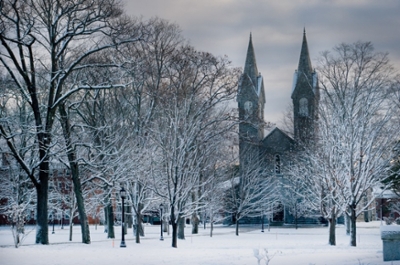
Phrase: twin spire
[
  {"left": 243, "top": 33, "right": 259, "bottom": 86},
  {"left": 244, "top": 29, "right": 313, "bottom": 79},
  {"left": 298, "top": 28, "right": 313, "bottom": 74}
]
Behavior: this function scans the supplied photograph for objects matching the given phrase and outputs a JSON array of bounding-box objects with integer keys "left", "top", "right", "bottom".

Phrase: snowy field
[{"left": 0, "top": 221, "right": 398, "bottom": 265}]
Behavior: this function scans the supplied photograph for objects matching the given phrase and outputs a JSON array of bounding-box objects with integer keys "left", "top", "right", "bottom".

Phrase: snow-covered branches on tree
[
  {"left": 0, "top": 154, "right": 35, "bottom": 248},
  {"left": 224, "top": 148, "right": 278, "bottom": 236},
  {"left": 388, "top": 141, "right": 400, "bottom": 195},
  {"left": 73, "top": 87, "right": 133, "bottom": 239},
  {"left": 281, "top": 163, "right": 316, "bottom": 230},
  {"left": 115, "top": 19, "right": 184, "bottom": 243},
  {"left": 0, "top": 0, "right": 143, "bottom": 244},
  {"left": 315, "top": 41, "right": 400, "bottom": 246},
  {"left": 148, "top": 43, "right": 239, "bottom": 248},
  {"left": 124, "top": 146, "right": 159, "bottom": 244},
  {"left": 292, "top": 143, "right": 347, "bottom": 245}
]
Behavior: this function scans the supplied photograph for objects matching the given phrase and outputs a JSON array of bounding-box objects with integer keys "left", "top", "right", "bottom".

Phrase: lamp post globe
[
  {"left": 120, "top": 187, "right": 127, "bottom": 247},
  {"left": 160, "top": 203, "right": 164, "bottom": 241}
]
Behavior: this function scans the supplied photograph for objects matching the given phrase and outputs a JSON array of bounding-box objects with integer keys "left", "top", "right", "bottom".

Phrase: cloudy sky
[{"left": 123, "top": 0, "right": 400, "bottom": 126}]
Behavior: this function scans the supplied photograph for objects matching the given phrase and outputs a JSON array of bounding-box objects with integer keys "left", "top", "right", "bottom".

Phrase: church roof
[{"left": 262, "top": 127, "right": 295, "bottom": 145}]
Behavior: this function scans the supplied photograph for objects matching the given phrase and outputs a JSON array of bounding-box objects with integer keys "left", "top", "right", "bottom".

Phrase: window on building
[
  {"left": 299, "top": 98, "right": 308, "bottom": 116},
  {"left": 275, "top": 154, "right": 281, "bottom": 174}
]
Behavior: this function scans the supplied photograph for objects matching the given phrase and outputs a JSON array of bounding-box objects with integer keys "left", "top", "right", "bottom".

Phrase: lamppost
[
  {"left": 120, "top": 187, "right": 127, "bottom": 247},
  {"left": 159, "top": 203, "right": 164, "bottom": 241},
  {"left": 52, "top": 210, "right": 55, "bottom": 234}
]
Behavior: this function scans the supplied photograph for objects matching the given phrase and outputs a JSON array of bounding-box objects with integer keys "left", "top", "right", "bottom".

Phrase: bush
[{"left": 384, "top": 217, "right": 395, "bottom": 225}]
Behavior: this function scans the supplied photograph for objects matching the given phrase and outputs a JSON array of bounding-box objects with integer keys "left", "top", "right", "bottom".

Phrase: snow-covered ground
[{"left": 0, "top": 222, "right": 398, "bottom": 265}]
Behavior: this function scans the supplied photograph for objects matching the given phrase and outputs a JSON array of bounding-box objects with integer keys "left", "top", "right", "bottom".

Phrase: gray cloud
[{"left": 123, "top": 0, "right": 400, "bottom": 125}]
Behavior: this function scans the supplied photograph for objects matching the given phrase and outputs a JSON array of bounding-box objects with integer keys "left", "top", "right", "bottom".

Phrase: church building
[{"left": 237, "top": 30, "right": 320, "bottom": 224}]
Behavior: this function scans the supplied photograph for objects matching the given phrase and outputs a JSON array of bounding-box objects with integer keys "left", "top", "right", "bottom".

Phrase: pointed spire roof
[
  {"left": 297, "top": 28, "right": 313, "bottom": 74},
  {"left": 243, "top": 33, "right": 258, "bottom": 84}
]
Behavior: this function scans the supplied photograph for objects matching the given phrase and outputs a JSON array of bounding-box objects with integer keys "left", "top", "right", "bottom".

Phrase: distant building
[
  {"left": 0, "top": 152, "right": 85, "bottom": 226},
  {"left": 237, "top": 30, "right": 320, "bottom": 224}
]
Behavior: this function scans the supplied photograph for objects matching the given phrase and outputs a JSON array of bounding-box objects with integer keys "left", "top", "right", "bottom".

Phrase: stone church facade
[{"left": 237, "top": 30, "right": 320, "bottom": 224}]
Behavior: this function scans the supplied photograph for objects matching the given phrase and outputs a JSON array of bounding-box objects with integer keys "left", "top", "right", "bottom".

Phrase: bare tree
[
  {"left": 224, "top": 148, "right": 277, "bottom": 236},
  {"left": 148, "top": 44, "right": 239, "bottom": 247},
  {"left": 118, "top": 18, "right": 184, "bottom": 243},
  {"left": 0, "top": 155, "right": 35, "bottom": 248},
  {"left": 281, "top": 167, "right": 315, "bottom": 230},
  {"left": 0, "top": 0, "right": 142, "bottom": 244},
  {"left": 294, "top": 145, "right": 347, "bottom": 245},
  {"left": 0, "top": 76, "right": 36, "bottom": 247},
  {"left": 315, "top": 41, "right": 399, "bottom": 246}
]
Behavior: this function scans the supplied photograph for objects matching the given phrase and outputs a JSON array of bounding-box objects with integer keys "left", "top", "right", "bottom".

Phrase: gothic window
[
  {"left": 299, "top": 98, "right": 308, "bottom": 116},
  {"left": 244, "top": 101, "right": 253, "bottom": 114},
  {"left": 275, "top": 154, "right": 281, "bottom": 174}
]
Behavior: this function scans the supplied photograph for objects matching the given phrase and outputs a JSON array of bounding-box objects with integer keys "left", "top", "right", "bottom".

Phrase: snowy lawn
[{"left": 0, "top": 221, "right": 398, "bottom": 265}]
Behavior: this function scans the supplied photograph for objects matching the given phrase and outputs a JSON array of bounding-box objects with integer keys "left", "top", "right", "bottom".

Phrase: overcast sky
[{"left": 123, "top": 0, "right": 400, "bottom": 127}]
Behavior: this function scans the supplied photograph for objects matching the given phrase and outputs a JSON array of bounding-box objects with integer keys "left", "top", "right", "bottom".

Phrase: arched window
[
  {"left": 299, "top": 98, "right": 308, "bottom": 116},
  {"left": 275, "top": 154, "right": 281, "bottom": 174},
  {"left": 244, "top": 101, "right": 253, "bottom": 114}
]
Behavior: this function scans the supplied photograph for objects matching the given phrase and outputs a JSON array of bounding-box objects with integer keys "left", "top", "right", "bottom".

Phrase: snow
[
  {"left": 0, "top": 222, "right": 398, "bottom": 265},
  {"left": 312, "top": 72, "right": 318, "bottom": 94},
  {"left": 381, "top": 225, "right": 400, "bottom": 232},
  {"left": 291, "top": 71, "right": 298, "bottom": 94}
]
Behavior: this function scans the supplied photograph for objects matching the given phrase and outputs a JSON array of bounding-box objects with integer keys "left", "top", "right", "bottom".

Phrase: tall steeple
[
  {"left": 243, "top": 33, "right": 259, "bottom": 86},
  {"left": 291, "top": 29, "right": 319, "bottom": 145},
  {"left": 237, "top": 33, "right": 265, "bottom": 169},
  {"left": 297, "top": 28, "right": 313, "bottom": 74}
]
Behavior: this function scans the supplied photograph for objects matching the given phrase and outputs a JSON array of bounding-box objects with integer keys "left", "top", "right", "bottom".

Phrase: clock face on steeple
[{"left": 244, "top": 101, "right": 253, "bottom": 114}]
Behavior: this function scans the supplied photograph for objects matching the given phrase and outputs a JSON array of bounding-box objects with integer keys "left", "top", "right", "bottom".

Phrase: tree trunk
[
  {"left": 127, "top": 205, "right": 132, "bottom": 229},
  {"left": 191, "top": 212, "right": 199, "bottom": 234},
  {"left": 107, "top": 203, "right": 115, "bottom": 239},
  {"left": 210, "top": 213, "right": 214, "bottom": 237},
  {"left": 138, "top": 203, "right": 144, "bottom": 237},
  {"left": 163, "top": 220, "right": 168, "bottom": 232},
  {"left": 363, "top": 195, "right": 369, "bottom": 222},
  {"left": 345, "top": 213, "right": 350, "bottom": 236},
  {"left": 328, "top": 217, "right": 336, "bottom": 246},
  {"left": 170, "top": 205, "right": 178, "bottom": 248},
  {"left": 69, "top": 207, "right": 74, "bottom": 241},
  {"left": 103, "top": 207, "right": 108, "bottom": 233},
  {"left": 178, "top": 216, "right": 185, "bottom": 240},
  {"left": 135, "top": 209, "right": 141, "bottom": 243},
  {"left": 59, "top": 104, "right": 90, "bottom": 244},
  {"left": 350, "top": 205, "right": 357, "bottom": 247},
  {"left": 235, "top": 218, "right": 240, "bottom": 236},
  {"left": 71, "top": 166, "right": 90, "bottom": 244},
  {"left": 171, "top": 221, "right": 178, "bottom": 248},
  {"left": 363, "top": 210, "right": 369, "bottom": 222},
  {"left": 36, "top": 173, "right": 49, "bottom": 244}
]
